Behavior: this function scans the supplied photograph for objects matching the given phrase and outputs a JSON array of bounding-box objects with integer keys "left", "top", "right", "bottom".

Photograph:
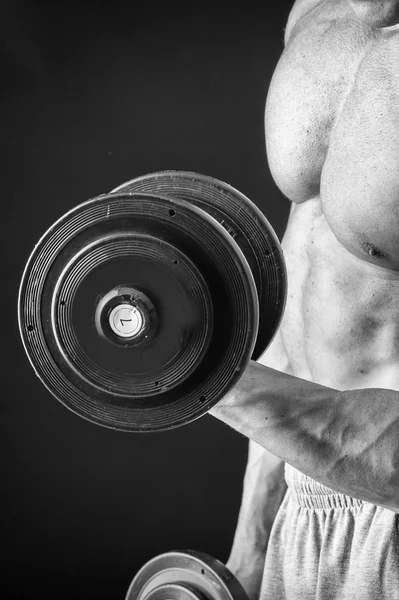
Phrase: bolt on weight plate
[
  {"left": 126, "top": 550, "right": 249, "bottom": 600},
  {"left": 18, "top": 190, "right": 260, "bottom": 432},
  {"left": 111, "top": 171, "right": 287, "bottom": 361}
]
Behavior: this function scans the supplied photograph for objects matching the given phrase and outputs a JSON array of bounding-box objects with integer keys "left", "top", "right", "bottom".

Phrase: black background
[{"left": 3, "top": 2, "right": 292, "bottom": 598}]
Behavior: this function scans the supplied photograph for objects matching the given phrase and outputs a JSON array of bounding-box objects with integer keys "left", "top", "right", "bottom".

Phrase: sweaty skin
[{"left": 211, "top": 1, "right": 399, "bottom": 598}]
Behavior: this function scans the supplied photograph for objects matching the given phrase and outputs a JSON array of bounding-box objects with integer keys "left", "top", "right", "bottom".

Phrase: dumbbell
[
  {"left": 18, "top": 171, "right": 286, "bottom": 431},
  {"left": 125, "top": 550, "right": 249, "bottom": 600}
]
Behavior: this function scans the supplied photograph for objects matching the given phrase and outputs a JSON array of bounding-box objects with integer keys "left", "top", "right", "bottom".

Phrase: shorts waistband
[
  {"left": 288, "top": 489, "right": 365, "bottom": 509},
  {"left": 285, "top": 462, "right": 365, "bottom": 510}
]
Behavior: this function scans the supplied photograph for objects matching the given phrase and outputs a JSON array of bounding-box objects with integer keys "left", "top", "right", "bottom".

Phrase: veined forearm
[{"left": 210, "top": 361, "right": 399, "bottom": 512}]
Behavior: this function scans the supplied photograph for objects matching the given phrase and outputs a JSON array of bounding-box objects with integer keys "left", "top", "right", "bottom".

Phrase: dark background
[{"left": 2, "top": 2, "right": 292, "bottom": 598}]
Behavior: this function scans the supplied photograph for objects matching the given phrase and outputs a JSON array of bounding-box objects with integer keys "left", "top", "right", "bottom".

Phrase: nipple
[{"left": 366, "top": 243, "right": 387, "bottom": 259}]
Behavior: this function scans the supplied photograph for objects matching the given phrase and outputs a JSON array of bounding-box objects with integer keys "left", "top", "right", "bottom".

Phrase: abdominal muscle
[{"left": 260, "top": 197, "right": 399, "bottom": 394}]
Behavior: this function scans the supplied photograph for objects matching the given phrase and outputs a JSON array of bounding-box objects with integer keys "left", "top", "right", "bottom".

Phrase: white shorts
[{"left": 260, "top": 462, "right": 399, "bottom": 599}]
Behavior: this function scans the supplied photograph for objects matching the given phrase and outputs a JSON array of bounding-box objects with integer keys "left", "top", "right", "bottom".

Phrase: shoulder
[
  {"left": 284, "top": 0, "right": 327, "bottom": 44},
  {"left": 283, "top": 1, "right": 377, "bottom": 44},
  {"left": 285, "top": 0, "right": 399, "bottom": 42}
]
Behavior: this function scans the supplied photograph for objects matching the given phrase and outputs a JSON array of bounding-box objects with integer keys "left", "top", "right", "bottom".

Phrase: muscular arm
[
  {"left": 226, "top": 441, "right": 287, "bottom": 600},
  {"left": 210, "top": 361, "right": 399, "bottom": 513},
  {"left": 225, "top": 337, "right": 290, "bottom": 598}
]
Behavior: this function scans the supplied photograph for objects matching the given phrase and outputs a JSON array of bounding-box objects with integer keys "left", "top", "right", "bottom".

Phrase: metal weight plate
[
  {"left": 126, "top": 551, "right": 249, "bottom": 600},
  {"left": 18, "top": 192, "right": 258, "bottom": 432},
  {"left": 111, "top": 171, "right": 287, "bottom": 361}
]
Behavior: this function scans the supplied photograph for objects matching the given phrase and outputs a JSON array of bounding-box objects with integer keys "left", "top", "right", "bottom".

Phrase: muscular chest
[{"left": 265, "top": 11, "right": 399, "bottom": 268}]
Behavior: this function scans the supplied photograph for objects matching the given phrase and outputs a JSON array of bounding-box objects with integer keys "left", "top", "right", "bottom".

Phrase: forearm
[
  {"left": 228, "top": 440, "right": 287, "bottom": 563},
  {"left": 226, "top": 440, "right": 287, "bottom": 600},
  {"left": 210, "top": 361, "right": 399, "bottom": 512}
]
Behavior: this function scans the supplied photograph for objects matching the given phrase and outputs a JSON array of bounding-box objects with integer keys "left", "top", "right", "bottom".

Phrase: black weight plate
[
  {"left": 111, "top": 171, "right": 286, "bottom": 361},
  {"left": 126, "top": 550, "right": 249, "bottom": 600},
  {"left": 18, "top": 192, "right": 258, "bottom": 432}
]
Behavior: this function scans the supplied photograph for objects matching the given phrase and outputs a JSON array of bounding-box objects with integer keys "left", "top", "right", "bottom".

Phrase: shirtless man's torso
[{"left": 223, "top": 2, "right": 399, "bottom": 598}]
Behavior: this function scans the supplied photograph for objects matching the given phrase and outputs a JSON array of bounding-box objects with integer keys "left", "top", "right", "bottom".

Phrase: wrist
[{"left": 227, "top": 544, "right": 268, "bottom": 569}]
